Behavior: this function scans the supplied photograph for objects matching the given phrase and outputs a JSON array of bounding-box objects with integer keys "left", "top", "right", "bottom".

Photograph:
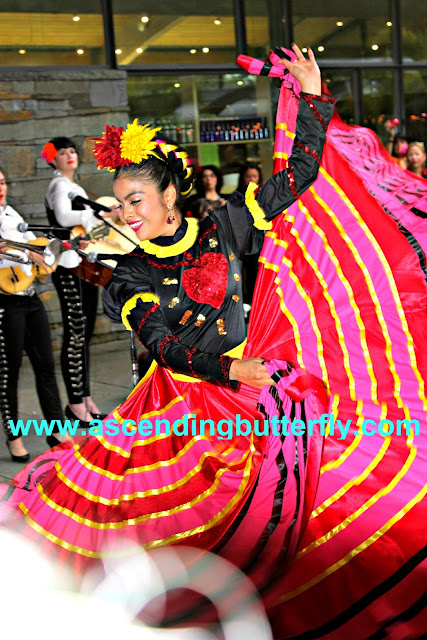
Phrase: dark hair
[
  {"left": 115, "top": 158, "right": 178, "bottom": 196},
  {"left": 45, "top": 137, "right": 78, "bottom": 168},
  {"left": 237, "top": 162, "right": 263, "bottom": 194},
  {"left": 390, "top": 135, "right": 408, "bottom": 158},
  {"left": 49, "top": 137, "right": 77, "bottom": 153},
  {"left": 194, "top": 164, "right": 223, "bottom": 197},
  {"left": 114, "top": 135, "right": 194, "bottom": 202}
]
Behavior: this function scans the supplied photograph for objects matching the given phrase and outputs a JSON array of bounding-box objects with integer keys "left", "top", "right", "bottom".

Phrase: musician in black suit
[
  {"left": 0, "top": 166, "right": 66, "bottom": 461},
  {"left": 42, "top": 137, "right": 108, "bottom": 427}
]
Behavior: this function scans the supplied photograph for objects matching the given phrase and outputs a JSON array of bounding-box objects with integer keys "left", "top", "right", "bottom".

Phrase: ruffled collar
[{"left": 139, "top": 217, "right": 199, "bottom": 258}]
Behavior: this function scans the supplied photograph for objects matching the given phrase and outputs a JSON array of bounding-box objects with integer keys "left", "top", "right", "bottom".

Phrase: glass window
[
  {"left": 127, "top": 74, "right": 196, "bottom": 144},
  {"left": 113, "top": 2, "right": 236, "bottom": 66},
  {"left": 292, "top": 1, "right": 393, "bottom": 61},
  {"left": 362, "top": 70, "right": 394, "bottom": 142},
  {"left": 245, "top": 0, "right": 270, "bottom": 60},
  {"left": 404, "top": 70, "right": 427, "bottom": 143},
  {"left": 127, "top": 72, "right": 274, "bottom": 181},
  {"left": 0, "top": 2, "right": 105, "bottom": 66},
  {"left": 322, "top": 71, "right": 356, "bottom": 124},
  {"left": 401, "top": 0, "right": 427, "bottom": 62},
  {"left": 195, "top": 72, "right": 273, "bottom": 177}
]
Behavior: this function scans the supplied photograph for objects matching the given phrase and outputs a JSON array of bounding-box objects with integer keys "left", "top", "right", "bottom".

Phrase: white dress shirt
[
  {"left": 0, "top": 204, "right": 36, "bottom": 276},
  {"left": 45, "top": 171, "right": 99, "bottom": 268}
]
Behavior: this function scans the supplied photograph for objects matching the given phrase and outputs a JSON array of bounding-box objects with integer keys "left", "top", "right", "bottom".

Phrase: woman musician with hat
[{"left": 0, "top": 166, "right": 69, "bottom": 462}]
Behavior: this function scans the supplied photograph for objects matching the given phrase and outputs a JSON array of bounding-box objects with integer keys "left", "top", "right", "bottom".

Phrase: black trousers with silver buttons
[
  {"left": 51, "top": 266, "right": 99, "bottom": 405},
  {"left": 0, "top": 292, "right": 64, "bottom": 441}
]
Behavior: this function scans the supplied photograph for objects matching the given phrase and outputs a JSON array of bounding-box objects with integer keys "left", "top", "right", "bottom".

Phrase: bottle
[
  {"left": 263, "top": 118, "right": 269, "bottom": 139},
  {"left": 186, "top": 125, "right": 194, "bottom": 144},
  {"left": 218, "top": 122, "right": 225, "bottom": 142}
]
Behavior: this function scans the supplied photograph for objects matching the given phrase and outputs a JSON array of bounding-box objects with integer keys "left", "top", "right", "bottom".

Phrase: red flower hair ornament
[
  {"left": 92, "top": 124, "right": 128, "bottom": 172},
  {"left": 40, "top": 142, "right": 58, "bottom": 164}
]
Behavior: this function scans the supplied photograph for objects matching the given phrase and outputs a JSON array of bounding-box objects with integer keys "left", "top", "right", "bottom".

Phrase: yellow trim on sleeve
[
  {"left": 121, "top": 292, "right": 160, "bottom": 330},
  {"left": 244, "top": 181, "right": 273, "bottom": 231}
]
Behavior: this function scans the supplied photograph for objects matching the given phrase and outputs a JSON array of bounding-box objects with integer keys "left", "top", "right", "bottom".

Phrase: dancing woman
[
  {"left": 42, "top": 137, "right": 107, "bottom": 426},
  {"left": 0, "top": 43, "right": 333, "bottom": 549},
  {"left": 3, "top": 44, "right": 390, "bottom": 639}
]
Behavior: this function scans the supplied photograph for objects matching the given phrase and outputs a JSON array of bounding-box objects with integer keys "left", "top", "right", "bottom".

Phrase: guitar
[
  {"left": 69, "top": 198, "right": 138, "bottom": 286},
  {"left": 0, "top": 225, "right": 110, "bottom": 295}
]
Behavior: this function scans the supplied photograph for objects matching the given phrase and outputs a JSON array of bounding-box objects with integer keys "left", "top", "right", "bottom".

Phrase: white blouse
[{"left": 45, "top": 171, "right": 99, "bottom": 268}]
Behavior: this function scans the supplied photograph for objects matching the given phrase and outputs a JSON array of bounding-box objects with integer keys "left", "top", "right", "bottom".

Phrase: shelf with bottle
[
  {"left": 199, "top": 117, "right": 270, "bottom": 143},
  {"left": 153, "top": 120, "right": 195, "bottom": 144}
]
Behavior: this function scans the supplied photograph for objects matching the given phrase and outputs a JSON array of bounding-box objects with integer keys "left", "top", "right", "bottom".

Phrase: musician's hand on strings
[
  {"left": 77, "top": 234, "right": 96, "bottom": 250},
  {"left": 28, "top": 250, "right": 52, "bottom": 274},
  {"left": 279, "top": 43, "right": 321, "bottom": 96}
]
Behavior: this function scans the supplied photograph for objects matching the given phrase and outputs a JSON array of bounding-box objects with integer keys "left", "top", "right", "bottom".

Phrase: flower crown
[{"left": 92, "top": 119, "right": 194, "bottom": 196}]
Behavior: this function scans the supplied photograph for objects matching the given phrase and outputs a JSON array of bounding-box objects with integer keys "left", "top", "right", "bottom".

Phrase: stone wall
[{"left": 0, "top": 68, "right": 131, "bottom": 347}]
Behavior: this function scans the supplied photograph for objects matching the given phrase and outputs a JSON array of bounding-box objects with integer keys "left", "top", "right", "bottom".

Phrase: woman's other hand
[
  {"left": 279, "top": 43, "right": 321, "bottom": 96},
  {"left": 229, "top": 358, "right": 275, "bottom": 390}
]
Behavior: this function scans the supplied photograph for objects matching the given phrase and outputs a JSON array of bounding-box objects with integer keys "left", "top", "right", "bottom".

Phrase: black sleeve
[
  {"left": 102, "top": 258, "right": 237, "bottom": 388},
  {"left": 210, "top": 92, "right": 336, "bottom": 255},
  {"left": 256, "top": 93, "right": 336, "bottom": 220},
  {"left": 127, "top": 297, "right": 237, "bottom": 388}
]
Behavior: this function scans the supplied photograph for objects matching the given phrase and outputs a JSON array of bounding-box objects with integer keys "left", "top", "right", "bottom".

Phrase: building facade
[{"left": 0, "top": 0, "right": 425, "bottom": 342}]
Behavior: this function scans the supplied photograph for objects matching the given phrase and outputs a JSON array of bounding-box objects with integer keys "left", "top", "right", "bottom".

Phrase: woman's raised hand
[
  {"left": 229, "top": 358, "right": 276, "bottom": 390},
  {"left": 279, "top": 43, "right": 321, "bottom": 96}
]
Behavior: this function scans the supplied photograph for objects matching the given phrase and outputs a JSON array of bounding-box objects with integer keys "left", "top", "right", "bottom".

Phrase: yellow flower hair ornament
[
  {"left": 92, "top": 119, "right": 161, "bottom": 171},
  {"left": 92, "top": 119, "right": 195, "bottom": 195},
  {"left": 120, "top": 119, "right": 162, "bottom": 164}
]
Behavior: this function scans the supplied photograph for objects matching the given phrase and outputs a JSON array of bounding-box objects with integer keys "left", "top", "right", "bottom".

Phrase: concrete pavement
[{"left": 0, "top": 338, "right": 137, "bottom": 483}]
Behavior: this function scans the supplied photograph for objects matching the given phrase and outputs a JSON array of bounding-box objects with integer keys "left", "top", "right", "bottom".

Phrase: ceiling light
[
  {"left": 202, "top": 47, "right": 209, "bottom": 53},
  {"left": 318, "top": 46, "right": 325, "bottom": 52},
  {"left": 336, "top": 21, "right": 343, "bottom": 27},
  {"left": 136, "top": 47, "right": 143, "bottom": 54},
  {"left": 190, "top": 48, "right": 197, "bottom": 54},
  {"left": 141, "top": 16, "right": 149, "bottom": 23},
  {"left": 372, "top": 44, "right": 379, "bottom": 50},
  {"left": 18, "top": 49, "right": 26, "bottom": 54},
  {"left": 214, "top": 18, "right": 221, "bottom": 25},
  {"left": 115, "top": 49, "right": 122, "bottom": 54},
  {"left": 386, "top": 21, "right": 392, "bottom": 26},
  {"left": 77, "top": 49, "right": 84, "bottom": 55},
  {"left": 72, "top": 15, "right": 80, "bottom": 22},
  {"left": 174, "top": 83, "right": 181, "bottom": 88},
  {"left": 302, "top": 47, "right": 307, "bottom": 53}
]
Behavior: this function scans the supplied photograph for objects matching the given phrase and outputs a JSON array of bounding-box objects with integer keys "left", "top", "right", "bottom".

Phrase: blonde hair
[{"left": 408, "top": 141, "right": 426, "bottom": 154}]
